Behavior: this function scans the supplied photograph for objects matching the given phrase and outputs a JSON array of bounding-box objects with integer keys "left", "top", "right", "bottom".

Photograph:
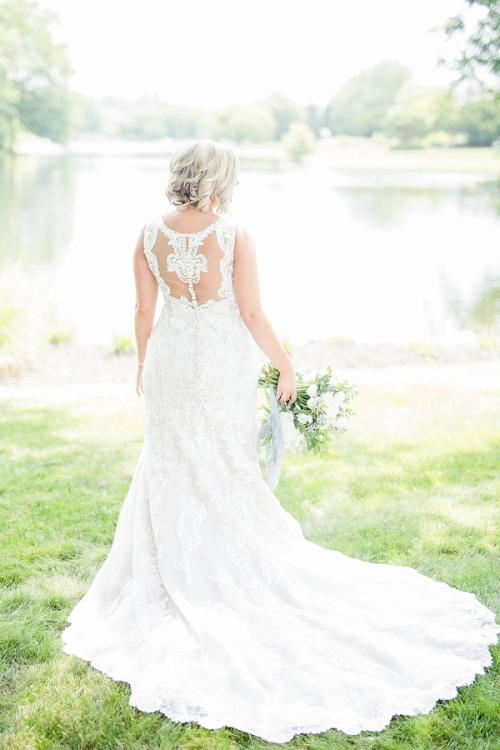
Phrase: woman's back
[{"left": 144, "top": 212, "right": 237, "bottom": 307}]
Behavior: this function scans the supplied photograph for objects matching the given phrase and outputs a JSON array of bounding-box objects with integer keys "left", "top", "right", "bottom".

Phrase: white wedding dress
[{"left": 61, "top": 214, "right": 499, "bottom": 744}]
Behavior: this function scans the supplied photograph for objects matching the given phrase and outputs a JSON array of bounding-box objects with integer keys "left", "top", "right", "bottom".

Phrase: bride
[{"left": 61, "top": 139, "right": 498, "bottom": 744}]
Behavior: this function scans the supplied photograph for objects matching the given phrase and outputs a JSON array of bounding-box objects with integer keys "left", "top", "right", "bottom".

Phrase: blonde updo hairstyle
[{"left": 166, "top": 140, "right": 239, "bottom": 216}]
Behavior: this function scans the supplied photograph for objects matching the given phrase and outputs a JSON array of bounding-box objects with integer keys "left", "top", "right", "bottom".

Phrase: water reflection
[
  {"left": 0, "top": 155, "right": 76, "bottom": 265},
  {"left": 334, "top": 181, "right": 500, "bottom": 227},
  {"left": 443, "top": 274, "right": 500, "bottom": 334},
  {"left": 0, "top": 153, "right": 498, "bottom": 346}
]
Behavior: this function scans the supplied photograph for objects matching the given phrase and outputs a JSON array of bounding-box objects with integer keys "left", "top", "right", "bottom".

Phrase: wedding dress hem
[{"left": 61, "top": 581, "right": 498, "bottom": 744}]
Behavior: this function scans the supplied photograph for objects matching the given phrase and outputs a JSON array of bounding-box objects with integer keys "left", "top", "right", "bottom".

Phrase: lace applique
[
  {"left": 143, "top": 219, "right": 170, "bottom": 296},
  {"left": 143, "top": 216, "right": 236, "bottom": 307},
  {"left": 215, "top": 222, "right": 236, "bottom": 301},
  {"left": 159, "top": 221, "right": 221, "bottom": 305}
]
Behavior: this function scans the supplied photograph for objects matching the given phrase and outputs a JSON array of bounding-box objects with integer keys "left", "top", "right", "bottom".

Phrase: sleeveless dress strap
[
  {"left": 143, "top": 219, "right": 171, "bottom": 295},
  {"left": 215, "top": 218, "right": 237, "bottom": 301}
]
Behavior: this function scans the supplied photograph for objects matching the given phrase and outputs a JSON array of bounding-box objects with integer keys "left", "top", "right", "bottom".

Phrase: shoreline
[
  {"left": 1, "top": 338, "right": 499, "bottom": 410},
  {"left": 5, "top": 137, "right": 500, "bottom": 176}
]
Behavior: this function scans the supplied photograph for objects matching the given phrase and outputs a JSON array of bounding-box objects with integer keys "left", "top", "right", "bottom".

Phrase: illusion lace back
[
  {"left": 61, "top": 214, "right": 499, "bottom": 744},
  {"left": 147, "top": 216, "right": 235, "bottom": 306}
]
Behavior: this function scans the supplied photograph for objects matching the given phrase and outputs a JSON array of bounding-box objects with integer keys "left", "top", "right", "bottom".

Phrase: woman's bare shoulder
[{"left": 231, "top": 220, "right": 255, "bottom": 257}]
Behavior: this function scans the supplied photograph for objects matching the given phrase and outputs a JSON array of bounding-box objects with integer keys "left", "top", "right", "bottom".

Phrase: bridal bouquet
[{"left": 257, "top": 363, "right": 358, "bottom": 489}]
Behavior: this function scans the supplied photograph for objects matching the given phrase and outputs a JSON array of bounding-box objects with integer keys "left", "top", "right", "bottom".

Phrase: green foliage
[
  {"left": 325, "top": 61, "right": 411, "bottom": 137},
  {"left": 0, "top": 271, "right": 37, "bottom": 376},
  {"left": 48, "top": 328, "right": 74, "bottom": 346},
  {"left": 17, "top": 85, "right": 73, "bottom": 144},
  {"left": 0, "top": 70, "right": 19, "bottom": 151},
  {"left": 383, "top": 86, "right": 448, "bottom": 148},
  {"left": 259, "top": 362, "right": 357, "bottom": 454},
  {"left": 261, "top": 92, "right": 301, "bottom": 139},
  {"left": 209, "top": 104, "right": 276, "bottom": 144},
  {"left": 441, "top": 0, "right": 500, "bottom": 88},
  {"left": 70, "top": 95, "right": 208, "bottom": 141},
  {"left": 282, "top": 121, "right": 315, "bottom": 161},
  {"left": 0, "top": 0, "right": 73, "bottom": 150},
  {"left": 383, "top": 84, "right": 500, "bottom": 147},
  {"left": 458, "top": 96, "right": 500, "bottom": 145},
  {"left": 304, "top": 102, "right": 326, "bottom": 137},
  {"left": 112, "top": 334, "right": 134, "bottom": 356},
  {"left": 71, "top": 94, "right": 103, "bottom": 135}
]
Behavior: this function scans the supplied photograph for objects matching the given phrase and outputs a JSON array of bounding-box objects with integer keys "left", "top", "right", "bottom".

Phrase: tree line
[{"left": 0, "top": 0, "right": 498, "bottom": 154}]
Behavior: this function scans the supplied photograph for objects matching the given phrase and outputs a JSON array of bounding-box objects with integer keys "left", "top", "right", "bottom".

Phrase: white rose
[
  {"left": 297, "top": 413, "right": 312, "bottom": 424},
  {"left": 323, "top": 391, "right": 334, "bottom": 406},
  {"left": 307, "top": 396, "right": 319, "bottom": 408},
  {"left": 333, "top": 390, "right": 346, "bottom": 403},
  {"left": 322, "top": 392, "right": 339, "bottom": 419},
  {"left": 306, "top": 383, "right": 318, "bottom": 397}
]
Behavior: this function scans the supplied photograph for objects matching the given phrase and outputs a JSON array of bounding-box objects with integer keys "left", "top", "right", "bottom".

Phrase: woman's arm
[
  {"left": 133, "top": 227, "right": 158, "bottom": 396},
  {"left": 233, "top": 227, "right": 296, "bottom": 406}
]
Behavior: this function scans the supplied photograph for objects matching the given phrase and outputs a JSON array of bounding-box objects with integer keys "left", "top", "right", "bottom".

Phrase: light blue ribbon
[{"left": 257, "top": 384, "right": 285, "bottom": 491}]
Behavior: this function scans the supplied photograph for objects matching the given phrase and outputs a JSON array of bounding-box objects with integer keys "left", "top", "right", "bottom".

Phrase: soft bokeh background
[
  {"left": 0, "top": 0, "right": 499, "bottom": 363},
  {"left": 1, "top": 3, "right": 499, "bottom": 748}
]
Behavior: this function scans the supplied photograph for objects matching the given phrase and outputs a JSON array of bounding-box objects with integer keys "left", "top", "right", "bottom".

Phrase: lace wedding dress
[{"left": 61, "top": 214, "right": 499, "bottom": 744}]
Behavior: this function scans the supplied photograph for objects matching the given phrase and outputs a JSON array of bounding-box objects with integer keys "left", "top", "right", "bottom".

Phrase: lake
[{"left": 1, "top": 149, "right": 499, "bottom": 347}]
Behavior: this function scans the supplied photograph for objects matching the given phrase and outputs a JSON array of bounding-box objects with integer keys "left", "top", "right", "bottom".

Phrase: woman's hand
[
  {"left": 136, "top": 364, "right": 144, "bottom": 397},
  {"left": 276, "top": 367, "right": 297, "bottom": 406}
]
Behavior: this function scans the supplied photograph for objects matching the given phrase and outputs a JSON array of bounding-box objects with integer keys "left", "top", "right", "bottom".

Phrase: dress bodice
[{"left": 143, "top": 215, "right": 237, "bottom": 310}]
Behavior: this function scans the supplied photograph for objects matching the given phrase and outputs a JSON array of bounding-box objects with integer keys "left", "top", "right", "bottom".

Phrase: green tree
[
  {"left": 305, "top": 103, "right": 325, "bottom": 137},
  {"left": 433, "top": 91, "right": 463, "bottom": 133},
  {"left": 71, "top": 94, "right": 104, "bottom": 135},
  {"left": 0, "top": 66, "right": 18, "bottom": 150},
  {"left": 325, "top": 61, "right": 411, "bottom": 137},
  {"left": 383, "top": 85, "right": 448, "bottom": 148},
  {"left": 457, "top": 97, "right": 500, "bottom": 144},
  {"left": 440, "top": 0, "right": 500, "bottom": 89},
  {"left": 209, "top": 105, "right": 276, "bottom": 144},
  {"left": 282, "top": 121, "right": 315, "bottom": 161},
  {"left": 262, "top": 92, "right": 300, "bottom": 139},
  {"left": 115, "top": 99, "right": 204, "bottom": 140},
  {"left": 0, "top": 0, "right": 72, "bottom": 150}
]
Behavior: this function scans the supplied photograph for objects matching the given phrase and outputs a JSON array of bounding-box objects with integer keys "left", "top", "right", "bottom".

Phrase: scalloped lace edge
[{"left": 61, "top": 621, "right": 499, "bottom": 744}]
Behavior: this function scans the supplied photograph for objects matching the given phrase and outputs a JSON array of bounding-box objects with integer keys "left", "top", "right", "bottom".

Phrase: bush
[
  {"left": 282, "top": 122, "right": 316, "bottom": 162},
  {"left": 0, "top": 267, "right": 49, "bottom": 377},
  {"left": 49, "top": 328, "right": 75, "bottom": 345},
  {"left": 112, "top": 334, "right": 134, "bottom": 356}
]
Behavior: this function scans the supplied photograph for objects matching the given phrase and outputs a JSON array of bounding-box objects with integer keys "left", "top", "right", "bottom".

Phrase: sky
[{"left": 41, "top": 0, "right": 467, "bottom": 106}]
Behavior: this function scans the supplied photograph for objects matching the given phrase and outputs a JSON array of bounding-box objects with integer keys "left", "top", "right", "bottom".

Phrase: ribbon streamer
[{"left": 256, "top": 384, "right": 285, "bottom": 490}]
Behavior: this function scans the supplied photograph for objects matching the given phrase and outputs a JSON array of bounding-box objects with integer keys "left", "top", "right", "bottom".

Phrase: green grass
[
  {"left": 314, "top": 139, "right": 500, "bottom": 174},
  {"left": 0, "top": 376, "right": 498, "bottom": 749}
]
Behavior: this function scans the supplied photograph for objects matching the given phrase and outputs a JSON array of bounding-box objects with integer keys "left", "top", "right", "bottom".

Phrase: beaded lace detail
[{"left": 143, "top": 216, "right": 236, "bottom": 308}]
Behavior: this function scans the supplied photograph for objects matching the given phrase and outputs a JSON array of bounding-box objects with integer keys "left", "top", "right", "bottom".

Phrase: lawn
[{"left": 0, "top": 364, "right": 499, "bottom": 750}]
